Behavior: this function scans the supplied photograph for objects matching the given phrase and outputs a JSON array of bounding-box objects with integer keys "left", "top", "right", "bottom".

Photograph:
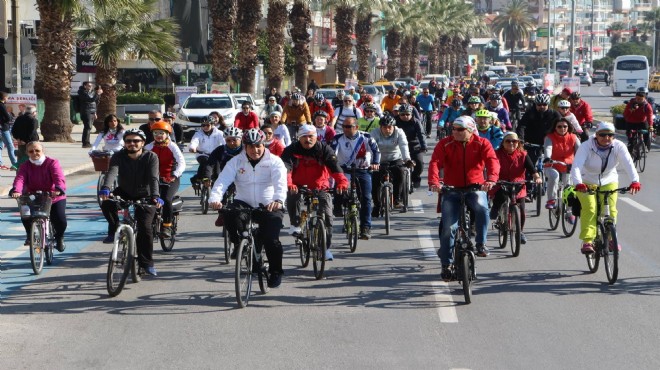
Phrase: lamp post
[
  {"left": 11, "top": 0, "right": 21, "bottom": 93},
  {"left": 184, "top": 48, "right": 190, "bottom": 87},
  {"left": 569, "top": 0, "right": 576, "bottom": 77}
]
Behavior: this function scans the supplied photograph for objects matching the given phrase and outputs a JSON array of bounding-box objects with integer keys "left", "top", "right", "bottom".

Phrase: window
[
  {"left": 616, "top": 61, "right": 647, "bottom": 71},
  {"left": 184, "top": 97, "right": 232, "bottom": 109}
]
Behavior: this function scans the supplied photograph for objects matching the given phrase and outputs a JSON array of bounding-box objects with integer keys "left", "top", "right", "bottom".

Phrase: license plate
[{"left": 627, "top": 79, "right": 637, "bottom": 83}]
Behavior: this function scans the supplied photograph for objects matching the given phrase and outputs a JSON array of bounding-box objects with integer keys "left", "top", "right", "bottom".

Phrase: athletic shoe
[
  {"left": 267, "top": 273, "right": 282, "bottom": 288},
  {"left": 289, "top": 226, "right": 301, "bottom": 235},
  {"left": 565, "top": 213, "right": 576, "bottom": 225},
  {"left": 441, "top": 265, "right": 453, "bottom": 282},
  {"left": 102, "top": 235, "right": 114, "bottom": 244},
  {"left": 545, "top": 199, "right": 557, "bottom": 209},
  {"left": 56, "top": 238, "right": 66, "bottom": 252},
  {"left": 581, "top": 242, "right": 594, "bottom": 254},
  {"left": 144, "top": 266, "right": 158, "bottom": 276},
  {"left": 324, "top": 249, "right": 334, "bottom": 261},
  {"left": 360, "top": 227, "right": 371, "bottom": 240},
  {"left": 475, "top": 243, "right": 490, "bottom": 257},
  {"left": 520, "top": 232, "right": 527, "bottom": 244},
  {"left": 609, "top": 240, "right": 622, "bottom": 252}
]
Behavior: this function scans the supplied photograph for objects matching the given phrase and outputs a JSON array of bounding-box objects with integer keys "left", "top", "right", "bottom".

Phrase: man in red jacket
[
  {"left": 569, "top": 92, "right": 594, "bottom": 133},
  {"left": 234, "top": 101, "right": 260, "bottom": 130},
  {"left": 623, "top": 87, "right": 653, "bottom": 151},
  {"left": 428, "top": 116, "right": 500, "bottom": 281}
]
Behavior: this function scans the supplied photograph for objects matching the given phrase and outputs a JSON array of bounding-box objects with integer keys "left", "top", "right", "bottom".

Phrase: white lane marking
[
  {"left": 412, "top": 199, "right": 424, "bottom": 213},
  {"left": 1, "top": 250, "right": 25, "bottom": 259},
  {"left": 620, "top": 197, "right": 653, "bottom": 212},
  {"left": 418, "top": 230, "right": 458, "bottom": 323}
]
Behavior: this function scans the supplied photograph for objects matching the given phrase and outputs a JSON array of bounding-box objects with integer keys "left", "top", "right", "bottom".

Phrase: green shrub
[
  {"left": 117, "top": 91, "right": 164, "bottom": 104},
  {"left": 610, "top": 104, "right": 626, "bottom": 115}
]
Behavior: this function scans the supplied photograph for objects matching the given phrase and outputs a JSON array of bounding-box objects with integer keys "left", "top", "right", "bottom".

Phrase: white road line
[
  {"left": 620, "top": 197, "right": 653, "bottom": 212},
  {"left": 418, "top": 230, "right": 458, "bottom": 323},
  {"left": 411, "top": 199, "right": 424, "bottom": 213},
  {"left": 1, "top": 250, "right": 25, "bottom": 259}
]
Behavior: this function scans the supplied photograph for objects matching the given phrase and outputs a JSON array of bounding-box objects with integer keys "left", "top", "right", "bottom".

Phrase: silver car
[{"left": 576, "top": 72, "right": 592, "bottom": 86}]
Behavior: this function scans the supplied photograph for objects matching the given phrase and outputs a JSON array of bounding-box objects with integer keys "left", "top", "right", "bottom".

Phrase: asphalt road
[{"left": 2, "top": 100, "right": 660, "bottom": 369}]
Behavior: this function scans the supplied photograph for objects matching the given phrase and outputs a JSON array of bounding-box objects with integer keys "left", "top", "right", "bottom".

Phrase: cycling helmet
[
  {"left": 163, "top": 111, "right": 176, "bottom": 120},
  {"left": 468, "top": 96, "right": 481, "bottom": 104},
  {"left": 314, "top": 92, "right": 325, "bottom": 102},
  {"left": 511, "top": 81, "right": 519, "bottom": 87},
  {"left": 490, "top": 93, "right": 501, "bottom": 101},
  {"left": 242, "top": 128, "right": 266, "bottom": 145},
  {"left": 558, "top": 100, "right": 571, "bottom": 108},
  {"left": 399, "top": 104, "right": 413, "bottom": 113},
  {"left": 337, "top": 90, "right": 346, "bottom": 97},
  {"left": 313, "top": 110, "right": 328, "bottom": 119},
  {"left": 363, "top": 94, "right": 374, "bottom": 102},
  {"left": 452, "top": 116, "right": 477, "bottom": 132},
  {"left": 570, "top": 92, "right": 581, "bottom": 100},
  {"left": 487, "top": 85, "right": 496, "bottom": 91},
  {"left": 526, "top": 81, "right": 534, "bottom": 87},
  {"left": 475, "top": 109, "right": 491, "bottom": 118},
  {"left": 224, "top": 126, "right": 243, "bottom": 139},
  {"left": 124, "top": 128, "right": 146, "bottom": 141},
  {"left": 363, "top": 102, "right": 377, "bottom": 112},
  {"left": 291, "top": 92, "right": 302, "bottom": 101},
  {"left": 151, "top": 121, "right": 173, "bottom": 133},
  {"left": 535, "top": 94, "right": 551, "bottom": 105},
  {"left": 380, "top": 114, "right": 397, "bottom": 126},
  {"left": 451, "top": 99, "right": 463, "bottom": 108},
  {"left": 637, "top": 87, "right": 649, "bottom": 95}
]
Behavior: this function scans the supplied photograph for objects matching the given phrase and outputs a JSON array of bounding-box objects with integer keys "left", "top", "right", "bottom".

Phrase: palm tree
[
  {"left": 644, "top": 8, "right": 660, "bottom": 68},
  {"left": 209, "top": 0, "right": 238, "bottom": 82},
  {"left": 266, "top": 0, "right": 289, "bottom": 90},
  {"left": 328, "top": 1, "right": 355, "bottom": 82},
  {"left": 491, "top": 0, "right": 535, "bottom": 63},
  {"left": 608, "top": 22, "right": 626, "bottom": 45},
  {"left": 236, "top": 0, "right": 262, "bottom": 93},
  {"left": 378, "top": 2, "right": 406, "bottom": 80},
  {"left": 35, "top": 0, "right": 128, "bottom": 142},
  {"left": 77, "top": 0, "right": 180, "bottom": 129},
  {"left": 355, "top": 10, "right": 379, "bottom": 82},
  {"left": 289, "top": 0, "right": 311, "bottom": 89}
]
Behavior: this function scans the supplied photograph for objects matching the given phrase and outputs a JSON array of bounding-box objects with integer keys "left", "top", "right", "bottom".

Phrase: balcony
[{"left": 634, "top": 1, "right": 653, "bottom": 11}]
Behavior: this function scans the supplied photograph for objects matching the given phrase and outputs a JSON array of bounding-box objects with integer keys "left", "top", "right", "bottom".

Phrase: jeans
[
  {"left": 81, "top": 111, "right": 95, "bottom": 146},
  {"left": 341, "top": 167, "right": 372, "bottom": 228},
  {"left": 438, "top": 190, "right": 489, "bottom": 266},
  {"left": 0, "top": 129, "right": 17, "bottom": 166},
  {"left": 101, "top": 199, "right": 157, "bottom": 268},
  {"left": 371, "top": 160, "right": 405, "bottom": 210}
]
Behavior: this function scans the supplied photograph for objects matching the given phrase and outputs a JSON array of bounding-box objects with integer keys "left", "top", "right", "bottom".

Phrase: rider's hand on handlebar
[
  {"left": 405, "top": 160, "right": 416, "bottom": 168},
  {"left": 429, "top": 184, "right": 442, "bottom": 193},
  {"left": 533, "top": 173, "right": 542, "bottom": 184},
  {"left": 210, "top": 201, "right": 223, "bottom": 210},
  {"left": 288, "top": 184, "right": 298, "bottom": 194},
  {"left": 575, "top": 183, "right": 588, "bottom": 193},
  {"left": 266, "top": 201, "right": 282, "bottom": 212},
  {"left": 481, "top": 181, "right": 495, "bottom": 192},
  {"left": 336, "top": 185, "right": 348, "bottom": 194},
  {"left": 189, "top": 148, "right": 197, "bottom": 153},
  {"left": 629, "top": 181, "right": 641, "bottom": 194},
  {"left": 370, "top": 164, "right": 380, "bottom": 171}
]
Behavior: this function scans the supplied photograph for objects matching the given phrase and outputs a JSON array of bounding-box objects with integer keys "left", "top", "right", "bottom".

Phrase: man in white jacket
[
  {"left": 189, "top": 118, "right": 226, "bottom": 187},
  {"left": 209, "top": 128, "right": 287, "bottom": 288}
]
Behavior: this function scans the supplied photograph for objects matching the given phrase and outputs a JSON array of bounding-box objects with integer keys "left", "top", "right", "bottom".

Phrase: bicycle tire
[
  {"left": 548, "top": 202, "right": 560, "bottom": 230},
  {"left": 604, "top": 224, "right": 619, "bottom": 284},
  {"left": 638, "top": 142, "right": 647, "bottom": 173},
  {"left": 510, "top": 205, "right": 521, "bottom": 257},
  {"left": 587, "top": 224, "right": 602, "bottom": 273},
  {"left": 461, "top": 253, "right": 472, "bottom": 304},
  {"left": 536, "top": 182, "right": 543, "bottom": 217},
  {"left": 348, "top": 214, "right": 359, "bottom": 253},
  {"left": 130, "top": 228, "right": 141, "bottom": 284},
  {"left": 201, "top": 187, "right": 209, "bottom": 214},
  {"left": 402, "top": 170, "right": 410, "bottom": 209},
  {"left": 235, "top": 239, "right": 253, "bottom": 308},
  {"left": 96, "top": 172, "right": 106, "bottom": 207},
  {"left": 383, "top": 186, "right": 391, "bottom": 235},
  {"left": 257, "top": 246, "right": 270, "bottom": 294},
  {"left": 29, "top": 219, "right": 45, "bottom": 274},
  {"left": 159, "top": 213, "right": 177, "bottom": 252},
  {"left": 298, "top": 223, "right": 310, "bottom": 267},
  {"left": 106, "top": 227, "right": 133, "bottom": 297},
  {"left": 223, "top": 226, "right": 231, "bottom": 264},
  {"left": 497, "top": 201, "right": 509, "bottom": 249},
  {"left": 46, "top": 221, "right": 55, "bottom": 265},
  {"left": 561, "top": 203, "right": 578, "bottom": 237},
  {"left": 312, "top": 220, "right": 327, "bottom": 280}
]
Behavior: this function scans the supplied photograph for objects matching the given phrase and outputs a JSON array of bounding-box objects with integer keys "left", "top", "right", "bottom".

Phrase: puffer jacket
[
  {"left": 189, "top": 127, "right": 226, "bottom": 157},
  {"left": 570, "top": 136, "right": 638, "bottom": 186},
  {"left": 281, "top": 101, "right": 312, "bottom": 125},
  {"left": 145, "top": 140, "right": 186, "bottom": 181},
  {"left": 280, "top": 141, "right": 348, "bottom": 190},
  {"left": 428, "top": 134, "right": 500, "bottom": 187}
]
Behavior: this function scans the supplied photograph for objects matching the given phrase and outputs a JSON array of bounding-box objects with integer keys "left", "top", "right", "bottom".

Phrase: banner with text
[{"left": 175, "top": 86, "right": 198, "bottom": 107}]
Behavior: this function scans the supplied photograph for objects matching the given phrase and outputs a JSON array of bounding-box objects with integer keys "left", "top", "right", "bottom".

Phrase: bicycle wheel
[
  {"left": 130, "top": 229, "right": 141, "bottom": 284},
  {"left": 638, "top": 141, "right": 647, "bottom": 173},
  {"left": 497, "top": 201, "right": 509, "bottom": 249},
  {"left": 510, "top": 205, "right": 522, "bottom": 257},
  {"left": 298, "top": 224, "right": 310, "bottom": 267},
  {"left": 223, "top": 226, "right": 231, "bottom": 264},
  {"left": 46, "top": 221, "right": 55, "bottom": 265},
  {"left": 383, "top": 186, "right": 391, "bottom": 235},
  {"left": 312, "top": 220, "right": 327, "bottom": 280},
  {"left": 348, "top": 214, "right": 359, "bottom": 253},
  {"left": 586, "top": 224, "right": 602, "bottom": 273},
  {"left": 536, "top": 181, "right": 543, "bottom": 217},
  {"left": 106, "top": 227, "right": 133, "bottom": 297},
  {"left": 548, "top": 195, "right": 560, "bottom": 230},
  {"left": 461, "top": 253, "right": 472, "bottom": 304},
  {"left": 402, "top": 170, "right": 410, "bottom": 210},
  {"left": 160, "top": 214, "right": 177, "bottom": 252},
  {"left": 96, "top": 173, "right": 106, "bottom": 207},
  {"left": 603, "top": 224, "right": 619, "bottom": 284},
  {"left": 561, "top": 202, "right": 578, "bottom": 237},
  {"left": 201, "top": 186, "right": 209, "bottom": 214},
  {"left": 257, "top": 247, "right": 270, "bottom": 294},
  {"left": 29, "top": 219, "right": 45, "bottom": 274},
  {"left": 235, "top": 239, "right": 254, "bottom": 308}
]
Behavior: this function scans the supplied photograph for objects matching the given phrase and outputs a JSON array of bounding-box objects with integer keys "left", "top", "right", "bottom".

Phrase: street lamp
[{"left": 184, "top": 47, "right": 190, "bottom": 87}]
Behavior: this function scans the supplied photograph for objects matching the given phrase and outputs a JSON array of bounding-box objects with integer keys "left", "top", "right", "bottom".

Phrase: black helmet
[
  {"left": 490, "top": 93, "right": 501, "bottom": 101},
  {"left": 570, "top": 92, "right": 581, "bottom": 100},
  {"left": 535, "top": 94, "right": 551, "bottom": 105},
  {"left": 637, "top": 87, "right": 649, "bottom": 95},
  {"left": 399, "top": 104, "right": 413, "bottom": 113},
  {"left": 526, "top": 81, "right": 534, "bottom": 87},
  {"left": 380, "top": 114, "right": 396, "bottom": 126},
  {"left": 511, "top": 81, "right": 519, "bottom": 87},
  {"left": 313, "top": 110, "right": 328, "bottom": 119},
  {"left": 124, "top": 128, "right": 146, "bottom": 141},
  {"left": 451, "top": 99, "right": 463, "bottom": 108}
]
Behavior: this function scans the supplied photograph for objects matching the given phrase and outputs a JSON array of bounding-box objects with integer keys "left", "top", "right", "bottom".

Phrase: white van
[
  {"left": 423, "top": 74, "right": 448, "bottom": 83},
  {"left": 611, "top": 55, "right": 649, "bottom": 97},
  {"left": 485, "top": 65, "right": 507, "bottom": 76}
]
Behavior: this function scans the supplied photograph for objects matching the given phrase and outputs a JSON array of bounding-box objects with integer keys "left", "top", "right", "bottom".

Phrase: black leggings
[
  {"left": 22, "top": 199, "right": 67, "bottom": 239},
  {"left": 410, "top": 150, "right": 424, "bottom": 183},
  {"left": 160, "top": 179, "right": 180, "bottom": 224}
]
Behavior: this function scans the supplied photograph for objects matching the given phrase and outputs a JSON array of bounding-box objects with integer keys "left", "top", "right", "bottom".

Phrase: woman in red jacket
[
  {"left": 261, "top": 123, "right": 284, "bottom": 156},
  {"left": 234, "top": 101, "right": 260, "bottom": 130},
  {"left": 543, "top": 117, "right": 580, "bottom": 211},
  {"left": 490, "top": 132, "right": 541, "bottom": 244}
]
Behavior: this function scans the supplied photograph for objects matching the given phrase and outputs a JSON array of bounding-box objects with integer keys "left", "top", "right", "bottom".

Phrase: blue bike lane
[{"left": 0, "top": 160, "right": 197, "bottom": 298}]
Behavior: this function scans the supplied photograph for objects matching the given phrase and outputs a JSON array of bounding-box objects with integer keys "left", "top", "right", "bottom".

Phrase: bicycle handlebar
[{"left": 586, "top": 186, "right": 630, "bottom": 195}]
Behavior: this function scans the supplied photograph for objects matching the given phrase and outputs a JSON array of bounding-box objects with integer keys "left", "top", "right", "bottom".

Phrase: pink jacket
[{"left": 12, "top": 157, "right": 67, "bottom": 203}]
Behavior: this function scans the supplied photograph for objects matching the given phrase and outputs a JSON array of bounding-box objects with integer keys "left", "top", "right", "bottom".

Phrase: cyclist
[
  {"left": 428, "top": 116, "right": 500, "bottom": 281},
  {"left": 543, "top": 118, "right": 580, "bottom": 211},
  {"left": 208, "top": 112, "right": 227, "bottom": 131},
  {"left": 549, "top": 87, "right": 572, "bottom": 111},
  {"left": 523, "top": 81, "right": 540, "bottom": 97},
  {"left": 145, "top": 121, "right": 186, "bottom": 238},
  {"left": 462, "top": 86, "right": 485, "bottom": 106},
  {"left": 570, "top": 121, "right": 641, "bottom": 254},
  {"left": 516, "top": 93, "right": 561, "bottom": 163},
  {"left": 568, "top": 92, "right": 593, "bottom": 135},
  {"left": 99, "top": 129, "right": 162, "bottom": 276},
  {"left": 139, "top": 110, "right": 175, "bottom": 144},
  {"left": 267, "top": 111, "right": 291, "bottom": 147},
  {"left": 309, "top": 92, "right": 335, "bottom": 123},
  {"left": 332, "top": 90, "right": 345, "bottom": 109},
  {"left": 438, "top": 99, "right": 465, "bottom": 137},
  {"left": 396, "top": 104, "right": 427, "bottom": 188},
  {"left": 357, "top": 103, "right": 381, "bottom": 132},
  {"left": 556, "top": 99, "right": 586, "bottom": 141},
  {"left": 486, "top": 93, "right": 512, "bottom": 130},
  {"left": 89, "top": 114, "right": 125, "bottom": 154},
  {"left": 370, "top": 114, "right": 413, "bottom": 214},
  {"left": 381, "top": 89, "right": 401, "bottom": 114},
  {"left": 312, "top": 110, "right": 336, "bottom": 144},
  {"left": 332, "top": 94, "right": 363, "bottom": 129},
  {"left": 503, "top": 81, "right": 525, "bottom": 125},
  {"left": 205, "top": 127, "right": 243, "bottom": 227},
  {"left": 357, "top": 94, "right": 383, "bottom": 117},
  {"left": 491, "top": 132, "right": 541, "bottom": 244},
  {"left": 261, "top": 123, "right": 285, "bottom": 156},
  {"left": 189, "top": 115, "right": 225, "bottom": 189},
  {"left": 234, "top": 101, "right": 260, "bottom": 130},
  {"left": 475, "top": 109, "right": 504, "bottom": 150},
  {"left": 463, "top": 96, "right": 483, "bottom": 118},
  {"left": 162, "top": 112, "right": 184, "bottom": 144},
  {"left": 331, "top": 117, "right": 380, "bottom": 240},
  {"left": 623, "top": 87, "right": 653, "bottom": 152},
  {"left": 281, "top": 124, "right": 349, "bottom": 261},
  {"left": 209, "top": 129, "right": 287, "bottom": 288},
  {"left": 282, "top": 92, "right": 312, "bottom": 138},
  {"left": 417, "top": 87, "right": 436, "bottom": 138},
  {"left": 10, "top": 142, "right": 68, "bottom": 252},
  {"left": 261, "top": 96, "right": 283, "bottom": 123}
]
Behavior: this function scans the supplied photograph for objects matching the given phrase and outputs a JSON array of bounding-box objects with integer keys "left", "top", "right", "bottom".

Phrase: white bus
[{"left": 611, "top": 55, "right": 649, "bottom": 97}]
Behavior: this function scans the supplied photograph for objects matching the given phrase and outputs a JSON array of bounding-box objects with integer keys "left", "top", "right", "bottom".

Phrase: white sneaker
[{"left": 289, "top": 226, "right": 301, "bottom": 235}]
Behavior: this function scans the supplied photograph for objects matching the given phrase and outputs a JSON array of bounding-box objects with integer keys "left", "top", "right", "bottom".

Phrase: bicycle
[
  {"left": 224, "top": 206, "right": 270, "bottom": 308},
  {"left": 293, "top": 187, "right": 328, "bottom": 279},
  {"left": 439, "top": 185, "right": 480, "bottom": 304},
  {"left": 584, "top": 186, "right": 630, "bottom": 285},
  {"left": 375, "top": 165, "right": 394, "bottom": 235},
  {"left": 545, "top": 160, "right": 577, "bottom": 237},
  {"left": 629, "top": 129, "right": 648, "bottom": 173},
  {"left": 341, "top": 172, "right": 360, "bottom": 253},
  {"left": 400, "top": 161, "right": 414, "bottom": 212},
  {"left": 191, "top": 152, "right": 211, "bottom": 213},
  {"left": 17, "top": 192, "right": 55, "bottom": 274},
  {"left": 106, "top": 198, "right": 153, "bottom": 297},
  {"left": 494, "top": 181, "right": 525, "bottom": 257},
  {"left": 90, "top": 150, "right": 116, "bottom": 207},
  {"left": 523, "top": 143, "right": 547, "bottom": 217}
]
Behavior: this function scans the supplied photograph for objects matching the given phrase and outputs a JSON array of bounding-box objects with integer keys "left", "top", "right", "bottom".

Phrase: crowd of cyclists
[{"left": 7, "top": 77, "right": 649, "bottom": 293}]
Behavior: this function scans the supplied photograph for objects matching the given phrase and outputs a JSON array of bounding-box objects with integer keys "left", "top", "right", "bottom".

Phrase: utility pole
[
  {"left": 569, "top": 0, "right": 576, "bottom": 77},
  {"left": 547, "top": 0, "right": 552, "bottom": 73},
  {"left": 589, "top": 0, "right": 595, "bottom": 70},
  {"left": 11, "top": 0, "right": 21, "bottom": 93}
]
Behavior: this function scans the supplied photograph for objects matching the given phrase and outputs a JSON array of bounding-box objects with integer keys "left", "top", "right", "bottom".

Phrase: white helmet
[
  {"left": 224, "top": 126, "right": 243, "bottom": 139},
  {"left": 558, "top": 100, "right": 571, "bottom": 108}
]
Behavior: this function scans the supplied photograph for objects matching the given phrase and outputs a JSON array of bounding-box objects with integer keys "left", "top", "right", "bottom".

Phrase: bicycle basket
[
  {"left": 91, "top": 155, "right": 111, "bottom": 172},
  {"left": 17, "top": 194, "right": 52, "bottom": 219}
]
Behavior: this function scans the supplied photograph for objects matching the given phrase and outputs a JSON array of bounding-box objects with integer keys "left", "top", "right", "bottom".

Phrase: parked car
[
  {"left": 175, "top": 94, "right": 240, "bottom": 140},
  {"left": 530, "top": 74, "right": 544, "bottom": 87},
  {"left": 319, "top": 83, "right": 345, "bottom": 89},
  {"left": 649, "top": 74, "right": 660, "bottom": 91},
  {"left": 482, "top": 71, "right": 500, "bottom": 84},
  {"left": 395, "top": 77, "right": 418, "bottom": 88},
  {"left": 230, "top": 93, "right": 260, "bottom": 109},
  {"left": 592, "top": 70, "right": 609, "bottom": 83},
  {"left": 497, "top": 77, "right": 519, "bottom": 92},
  {"left": 518, "top": 75, "right": 536, "bottom": 87},
  {"left": 576, "top": 72, "right": 592, "bottom": 86},
  {"left": 314, "top": 88, "right": 343, "bottom": 102}
]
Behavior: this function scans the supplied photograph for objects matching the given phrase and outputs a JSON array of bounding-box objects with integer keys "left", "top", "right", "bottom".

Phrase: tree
[
  {"left": 77, "top": 0, "right": 179, "bottom": 128},
  {"left": 289, "top": 1, "right": 311, "bottom": 89},
  {"left": 607, "top": 41, "right": 652, "bottom": 61},
  {"left": 35, "top": 0, "right": 129, "bottom": 142},
  {"left": 608, "top": 21, "right": 626, "bottom": 45},
  {"left": 378, "top": 2, "right": 406, "bottom": 80},
  {"left": 644, "top": 8, "right": 660, "bottom": 68},
  {"left": 236, "top": 0, "right": 262, "bottom": 93},
  {"left": 592, "top": 57, "right": 613, "bottom": 71},
  {"left": 209, "top": 0, "right": 238, "bottom": 82},
  {"left": 266, "top": 0, "right": 289, "bottom": 90},
  {"left": 355, "top": 9, "right": 379, "bottom": 82},
  {"left": 330, "top": 1, "right": 355, "bottom": 82},
  {"left": 491, "top": 0, "right": 535, "bottom": 63}
]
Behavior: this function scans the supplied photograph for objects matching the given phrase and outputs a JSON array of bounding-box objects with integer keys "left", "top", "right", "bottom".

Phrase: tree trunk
[
  {"left": 334, "top": 7, "right": 355, "bottom": 83},
  {"left": 34, "top": 0, "right": 75, "bottom": 142},
  {"left": 408, "top": 36, "right": 419, "bottom": 78},
  {"left": 384, "top": 30, "right": 401, "bottom": 80},
  {"left": 438, "top": 35, "right": 449, "bottom": 74},
  {"left": 400, "top": 36, "right": 411, "bottom": 78},
  {"left": 267, "top": 0, "right": 287, "bottom": 90},
  {"left": 94, "top": 63, "right": 118, "bottom": 131},
  {"left": 289, "top": 1, "right": 311, "bottom": 89},
  {"left": 210, "top": 0, "right": 237, "bottom": 82},
  {"left": 237, "top": 0, "right": 262, "bottom": 93},
  {"left": 428, "top": 42, "right": 438, "bottom": 74},
  {"left": 355, "top": 13, "right": 373, "bottom": 82}
]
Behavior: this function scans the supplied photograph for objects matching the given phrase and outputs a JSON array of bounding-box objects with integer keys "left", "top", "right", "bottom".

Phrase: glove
[
  {"left": 630, "top": 182, "right": 641, "bottom": 192},
  {"left": 288, "top": 184, "right": 298, "bottom": 193},
  {"left": 98, "top": 189, "right": 110, "bottom": 197},
  {"left": 575, "top": 183, "right": 588, "bottom": 192},
  {"left": 152, "top": 197, "right": 165, "bottom": 206},
  {"left": 336, "top": 184, "right": 348, "bottom": 193}
]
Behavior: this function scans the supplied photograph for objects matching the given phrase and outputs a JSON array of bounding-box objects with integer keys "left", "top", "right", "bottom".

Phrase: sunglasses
[
  {"left": 452, "top": 127, "right": 466, "bottom": 132},
  {"left": 153, "top": 130, "right": 168, "bottom": 135},
  {"left": 559, "top": 107, "right": 570, "bottom": 110},
  {"left": 598, "top": 133, "right": 615, "bottom": 137},
  {"left": 537, "top": 103, "right": 548, "bottom": 106},
  {"left": 399, "top": 113, "right": 411, "bottom": 116},
  {"left": 149, "top": 117, "right": 162, "bottom": 121},
  {"left": 263, "top": 131, "right": 274, "bottom": 135},
  {"left": 125, "top": 139, "right": 143, "bottom": 144},
  {"left": 636, "top": 94, "right": 646, "bottom": 97}
]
